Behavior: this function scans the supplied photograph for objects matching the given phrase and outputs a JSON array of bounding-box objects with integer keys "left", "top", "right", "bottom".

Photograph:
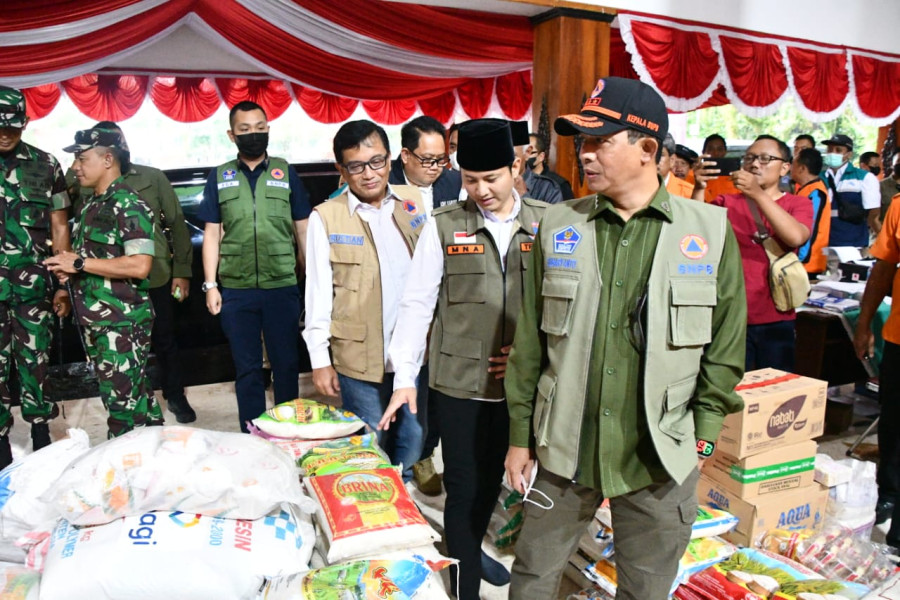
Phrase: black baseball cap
[
  {"left": 821, "top": 134, "right": 853, "bottom": 151},
  {"left": 674, "top": 144, "right": 698, "bottom": 162},
  {"left": 555, "top": 77, "right": 668, "bottom": 141}
]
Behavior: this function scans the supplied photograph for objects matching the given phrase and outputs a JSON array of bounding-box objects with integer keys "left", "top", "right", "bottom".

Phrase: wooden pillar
[{"left": 531, "top": 8, "right": 615, "bottom": 197}]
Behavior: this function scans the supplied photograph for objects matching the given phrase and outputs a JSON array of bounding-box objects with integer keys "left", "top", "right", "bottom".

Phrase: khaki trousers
[{"left": 509, "top": 466, "right": 699, "bottom": 600}]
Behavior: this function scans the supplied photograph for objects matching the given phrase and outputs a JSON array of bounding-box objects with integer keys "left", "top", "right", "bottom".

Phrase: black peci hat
[{"left": 457, "top": 119, "right": 516, "bottom": 172}]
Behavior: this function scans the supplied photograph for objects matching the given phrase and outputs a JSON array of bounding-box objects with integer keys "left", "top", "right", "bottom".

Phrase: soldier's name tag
[
  {"left": 520, "top": 242, "right": 533, "bottom": 252},
  {"left": 217, "top": 181, "right": 240, "bottom": 190},
  {"left": 266, "top": 180, "right": 290, "bottom": 190},
  {"left": 447, "top": 244, "right": 484, "bottom": 255}
]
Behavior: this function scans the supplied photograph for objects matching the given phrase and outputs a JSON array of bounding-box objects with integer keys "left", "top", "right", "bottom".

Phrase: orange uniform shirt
[
  {"left": 870, "top": 194, "right": 900, "bottom": 344},
  {"left": 704, "top": 176, "right": 739, "bottom": 203},
  {"left": 665, "top": 174, "right": 694, "bottom": 198}
]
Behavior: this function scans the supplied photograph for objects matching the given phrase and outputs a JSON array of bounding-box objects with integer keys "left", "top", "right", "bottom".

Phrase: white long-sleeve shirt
[
  {"left": 827, "top": 162, "right": 881, "bottom": 216},
  {"left": 303, "top": 187, "right": 416, "bottom": 373},
  {"left": 388, "top": 193, "right": 522, "bottom": 396}
]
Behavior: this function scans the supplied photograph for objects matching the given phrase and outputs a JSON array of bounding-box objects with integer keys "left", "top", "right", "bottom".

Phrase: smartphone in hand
[{"left": 710, "top": 157, "right": 742, "bottom": 175}]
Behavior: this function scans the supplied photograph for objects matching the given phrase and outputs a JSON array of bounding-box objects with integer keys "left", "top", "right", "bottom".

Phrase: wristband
[{"left": 696, "top": 439, "right": 715, "bottom": 458}]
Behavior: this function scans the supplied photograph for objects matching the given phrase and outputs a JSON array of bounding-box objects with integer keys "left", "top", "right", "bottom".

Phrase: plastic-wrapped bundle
[
  {"left": 298, "top": 434, "right": 391, "bottom": 476},
  {"left": 251, "top": 399, "right": 365, "bottom": 440},
  {"left": 43, "top": 426, "right": 313, "bottom": 526}
]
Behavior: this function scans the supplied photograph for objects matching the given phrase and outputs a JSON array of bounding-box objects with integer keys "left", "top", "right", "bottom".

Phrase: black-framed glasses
[
  {"left": 343, "top": 154, "right": 388, "bottom": 175},
  {"left": 408, "top": 149, "right": 450, "bottom": 168},
  {"left": 741, "top": 153, "right": 787, "bottom": 166}
]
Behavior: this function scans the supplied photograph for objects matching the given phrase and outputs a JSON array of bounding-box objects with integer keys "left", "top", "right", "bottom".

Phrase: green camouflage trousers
[
  {"left": 83, "top": 322, "right": 163, "bottom": 438},
  {"left": 0, "top": 298, "right": 60, "bottom": 432}
]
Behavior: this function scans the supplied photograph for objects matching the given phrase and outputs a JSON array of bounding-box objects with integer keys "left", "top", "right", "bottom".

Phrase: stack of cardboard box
[{"left": 698, "top": 368, "right": 830, "bottom": 547}]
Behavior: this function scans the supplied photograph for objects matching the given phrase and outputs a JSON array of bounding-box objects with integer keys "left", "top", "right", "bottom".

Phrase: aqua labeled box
[{"left": 701, "top": 439, "right": 817, "bottom": 499}]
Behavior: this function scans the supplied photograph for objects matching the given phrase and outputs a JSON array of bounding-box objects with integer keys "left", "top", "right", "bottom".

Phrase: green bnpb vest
[
  {"left": 533, "top": 196, "right": 732, "bottom": 485},
  {"left": 429, "top": 197, "right": 547, "bottom": 399},
  {"left": 216, "top": 158, "right": 297, "bottom": 289}
]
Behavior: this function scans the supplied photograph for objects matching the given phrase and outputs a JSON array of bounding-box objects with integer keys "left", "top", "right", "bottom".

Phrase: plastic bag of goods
[
  {"left": 675, "top": 547, "right": 872, "bottom": 600},
  {"left": 305, "top": 467, "right": 440, "bottom": 564},
  {"left": 861, "top": 571, "right": 900, "bottom": 599},
  {"left": 784, "top": 521, "right": 897, "bottom": 588},
  {"left": 42, "top": 426, "right": 313, "bottom": 526},
  {"left": 827, "top": 460, "right": 879, "bottom": 537},
  {"left": 267, "top": 438, "right": 332, "bottom": 463},
  {"left": 251, "top": 399, "right": 364, "bottom": 440},
  {"left": 0, "top": 565, "right": 40, "bottom": 600},
  {"left": 298, "top": 433, "right": 391, "bottom": 476},
  {"left": 260, "top": 554, "right": 453, "bottom": 599},
  {"left": 39, "top": 505, "right": 314, "bottom": 600},
  {"left": 0, "top": 429, "right": 90, "bottom": 562}
]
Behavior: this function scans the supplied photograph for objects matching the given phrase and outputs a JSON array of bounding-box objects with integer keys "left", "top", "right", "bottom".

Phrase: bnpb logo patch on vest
[
  {"left": 553, "top": 226, "right": 581, "bottom": 255},
  {"left": 271, "top": 168, "right": 285, "bottom": 180},
  {"left": 402, "top": 200, "right": 418, "bottom": 215},
  {"left": 679, "top": 234, "right": 708, "bottom": 259},
  {"left": 222, "top": 169, "right": 236, "bottom": 181}
]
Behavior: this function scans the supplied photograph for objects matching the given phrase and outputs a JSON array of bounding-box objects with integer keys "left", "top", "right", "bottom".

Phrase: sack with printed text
[
  {"left": 40, "top": 506, "right": 314, "bottom": 600},
  {"left": 298, "top": 433, "right": 391, "bottom": 476},
  {"left": 251, "top": 399, "right": 365, "bottom": 440},
  {"left": 305, "top": 467, "right": 440, "bottom": 564}
]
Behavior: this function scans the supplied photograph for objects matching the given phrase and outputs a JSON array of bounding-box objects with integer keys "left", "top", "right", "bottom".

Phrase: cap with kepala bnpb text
[
  {"left": 63, "top": 127, "right": 130, "bottom": 154},
  {"left": 0, "top": 86, "right": 27, "bottom": 129},
  {"left": 555, "top": 77, "right": 668, "bottom": 142}
]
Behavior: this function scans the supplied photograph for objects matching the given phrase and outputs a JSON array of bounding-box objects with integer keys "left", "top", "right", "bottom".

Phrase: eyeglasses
[
  {"left": 741, "top": 154, "right": 787, "bottom": 166},
  {"left": 343, "top": 154, "right": 388, "bottom": 175},
  {"left": 408, "top": 149, "right": 449, "bottom": 168}
]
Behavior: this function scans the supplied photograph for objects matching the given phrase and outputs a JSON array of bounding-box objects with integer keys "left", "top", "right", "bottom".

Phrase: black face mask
[
  {"left": 235, "top": 132, "right": 268, "bottom": 159},
  {"left": 869, "top": 166, "right": 881, "bottom": 177},
  {"left": 525, "top": 157, "right": 537, "bottom": 170}
]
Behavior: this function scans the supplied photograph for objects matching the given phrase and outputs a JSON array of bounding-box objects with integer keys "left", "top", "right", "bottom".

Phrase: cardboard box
[
  {"left": 698, "top": 475, "right": 828, "bottom": 547},
  {"left": 717, "top": 368, "right": 827, "bottom": 458},
  {"left": 701, "top": 440, "right": 817, "bottom": 499}
]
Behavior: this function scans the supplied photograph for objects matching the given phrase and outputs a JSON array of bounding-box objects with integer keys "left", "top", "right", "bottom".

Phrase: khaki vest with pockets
[
  {"left": 216, "top": 158, "right": 297, "bottom": 289},
  {"left": 316, "top": 186, "right": 426, "bottom": 383},
  {"left": 429, "top": 197, "right": 548, "bottom": 399},
  {"left": 533, "top": 195, "right": 729, "bottom": 485}
]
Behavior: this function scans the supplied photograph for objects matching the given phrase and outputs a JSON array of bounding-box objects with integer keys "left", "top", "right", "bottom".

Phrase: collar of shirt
[
  {"left": 346, "top": 185, "right": 398, "bottom": 217},
  {"left": 236, "top": 155, "right": 269, "bottom": 176},
  {"left": 830, "top": 162, "right": 849, "bottom": 182},
  {"left": 475, "top": 189, "right": 522, "bottom": 224},
  {"left": 588, "top": 179, "right": 674, "bottom": 223}
]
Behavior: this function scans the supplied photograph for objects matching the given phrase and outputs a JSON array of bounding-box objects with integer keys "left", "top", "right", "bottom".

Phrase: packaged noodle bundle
[
  {"left": 305, "top": 468, "right": 440, "bottom": 564},
  {"left": 676, "top": 547, "right": 871, "bottom": 600},
  {"left": 0, "top": 565, "right": 40, "bottom": 599},
  {"left": 299, "top": 434, "right": 391, "bottom": 476},
  {"left": 43, "top": 427, "right": 313, "bottom": 526},
  {"left": 260, "top": 554, "right": 454, "bottom": 599},
  {"left": 251, "top": 399, "right": 365, "bottom": 440},
  {"left": 40, "top": 506, "right": 314, "bottom": 600}
]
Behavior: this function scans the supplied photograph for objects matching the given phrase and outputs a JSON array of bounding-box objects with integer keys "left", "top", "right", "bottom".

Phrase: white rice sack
[
  {"left": 0, "top": 429, "right": 90, "bottom": 562},
  {"left": 251, "top": 399, "right": 364, "bottom": 440},
  {"left": 42, "top": 426, "right": 314, "bottom": 526},
  {"left": 260, "top": 554, "right": 453, "bottom": 600},
  {"left": 305, "top": 467, "right": 440, "bottom": 564},
  {"left": 40, "top": 506, "right": 314, "bottom": 600},
  {"left": 0, "top": 565, "right": 40, "bottom": 599}
]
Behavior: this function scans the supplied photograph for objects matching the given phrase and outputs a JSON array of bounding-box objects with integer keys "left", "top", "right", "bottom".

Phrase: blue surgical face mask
[{"left": 823, "top": 152, "right": 845, "bottom": 169}]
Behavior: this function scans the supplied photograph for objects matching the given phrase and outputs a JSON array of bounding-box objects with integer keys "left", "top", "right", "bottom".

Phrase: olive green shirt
[{"left": 507, "top": 185, "right": 746, "bottom": 495}]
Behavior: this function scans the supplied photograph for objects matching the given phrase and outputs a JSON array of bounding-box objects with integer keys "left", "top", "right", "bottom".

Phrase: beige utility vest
[
  {"left": 316, "top": 186, "right": 426, "bottom": 383},
  {"left": 429, "top": 197, "right": 547, "bottom": 399},
  {"left": 533, "top": 194, "right": 730, "bottom": 485}
]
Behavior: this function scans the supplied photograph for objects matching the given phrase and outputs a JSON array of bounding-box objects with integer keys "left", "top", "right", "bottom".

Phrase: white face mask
[
  {"left": 520, "top": 463, "right": 554, "bottom": 510},
  {"left": 823, "top": 152, "right": 845, "bottom": 169},
  {"left": 449, "top": 151, "right": 459, "bottom": 171}
]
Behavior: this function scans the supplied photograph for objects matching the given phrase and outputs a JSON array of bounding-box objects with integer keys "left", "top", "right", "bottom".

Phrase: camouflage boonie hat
[
  {"left": 0, "top": 86, "right": 27, "bottom": 129},
  {"left": 63, "top": 127, "right": 130, "bottom": 154}
]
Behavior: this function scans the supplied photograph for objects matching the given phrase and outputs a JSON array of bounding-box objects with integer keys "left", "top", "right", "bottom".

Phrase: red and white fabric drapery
[
  {"left": 618, "top": 12, "right": 900, "bottom": 125},
  {"left": 18, "top": 73, "right": 533, "bottom": 125},
  {"left": 2, "top": 0, "right": 533, "bottom": 124}
]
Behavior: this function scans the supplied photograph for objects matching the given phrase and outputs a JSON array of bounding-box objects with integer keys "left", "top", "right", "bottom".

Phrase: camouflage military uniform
[
  {"left": 72, "top": 177, "right": 162, "bottom": 437},
  {"left": 0, "top": 139, "right": 69, "bottom": 433}
]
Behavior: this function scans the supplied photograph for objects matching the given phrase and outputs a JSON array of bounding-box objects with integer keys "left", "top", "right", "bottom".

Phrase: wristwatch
[
  {"left": 73, "top": 256, "right": 85, "bottom": 272},
  {"left": 201, "top": 281, "right": 218, "bottom": 293}
]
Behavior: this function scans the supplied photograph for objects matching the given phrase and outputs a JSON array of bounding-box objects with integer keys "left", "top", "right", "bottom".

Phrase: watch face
[{"left": 74, "top": 257, "right": 84, "bottom": 271}]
